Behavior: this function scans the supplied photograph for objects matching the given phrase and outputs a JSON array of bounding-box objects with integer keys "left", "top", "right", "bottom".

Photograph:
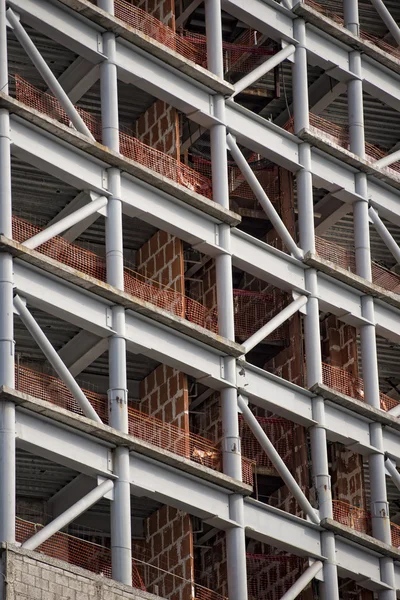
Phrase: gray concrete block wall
[{"left": 1, "top": 545, "right": 162, "bottom": 600}]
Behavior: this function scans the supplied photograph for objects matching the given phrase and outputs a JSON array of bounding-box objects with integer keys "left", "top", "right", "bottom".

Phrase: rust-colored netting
[
  {"left": 16, "top": 517, "right": 228, "bottom": 599},
  {"left": 14, "top": 74, "right": 102, "bottom": 140},
  {"left": 332, "top": 500, "right": 371, "bottom": 535},
  {"left": 303, "top": 0, "right": 400, "bottom": 61},
  {"left": 332, "top": 499, "right": 400, "bottom": 547},
  {"left": 13, "top": 76, "right": 212, "bottom": 198},
  {"left": 192, "top": 155, "right": 280, "bottom": 209},
  {"left": 16, "top": 517, "right": 146, "bottom": 590},
  {"left": 233, "top": 289, "right": 286, "bottom": 341},
  {"left": 108, "top": 0, "right": 272, "bottom": 74},
  {"left": 320, "top": 362, "right": 400, "bottom": 413},
  {"left": 315, "top": 236, "right": 400, "bottom": 296},
  {"left": 11, "top": 215, "right": 217, "bottom": 332},
  {"left": 285, "top": 113, "right": 400, "bottom": 177},
  {"left": 239, "top": 416, "right": 293, "bottom": 470},
  {"left": 14, "top": 364, "right": 253, "bottom": 484},
  {"left": 15, "top": 364, "right": 108, "bottom": 421},
  {"left": 246, "top": 554, "right": 307, "bottom": 600}
]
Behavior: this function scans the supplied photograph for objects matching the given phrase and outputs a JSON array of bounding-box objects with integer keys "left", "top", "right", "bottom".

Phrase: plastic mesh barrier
[
  {"left": 14, "top": 75, "right": 102, "bottom": 140},
  {"left": 192, "top": 156, "right": 280, "bottom": 209},
  {"left": 315, "top": 236, "right": 400, "bottom": 295},
  {"left": 303, "top": 0, "right": 400, "bottom": 61},
  {"left": 12, "top": 215, "right": 217, "bottom": 333},
  {"left": 13, "top": 76, "right": 212, "bottom": 198},
  {"left": 109, "top": 0, "right": 272, "bottom": 74},
  {"left": 285, "top": 113, "right": 400, "bottom": 178},
  {"left": 233, "top": 289, "right": 286, "bottom": 341},
  {"left": 15, "top": 518, "right": 226, "bottom": 600},
  {"left": 14, "top": 365, "right": 254, "bottom": 484},
  {"left": 15, "top": 364, "right": 108, "bottom": 421},
  {"left": 332, "top": 500, "right": 371, "bottom": 534},
  {"left": 239, "top": 416, "right": 293, "bottom": 470},
  {"left": 16, "top": 518, "right": 146, "bottom": 590},
  {"left": 320, "top": 362, "right": 400, "bottom": 413},
  {"left": 246, "top": 554, "right": 306, "bottom": 600}
]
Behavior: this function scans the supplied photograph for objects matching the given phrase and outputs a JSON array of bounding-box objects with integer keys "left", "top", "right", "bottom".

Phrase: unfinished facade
[{"left": 2, "top": 0, "right": 400, "bottom": 599}]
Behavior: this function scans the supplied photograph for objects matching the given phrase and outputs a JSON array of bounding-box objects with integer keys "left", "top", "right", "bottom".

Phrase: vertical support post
[
  {"left": 205, "top": 2, "right": 248, "bottom": 599},
  {"left": 293, "top": 18, "right": 339, "bottom": 600},
  {"left": 0, "top": 0, "right": 15, "bottom": 546},
  {"left": 344, "top": 2, "right": 395, "bottom": 597},
  {"left": 99, "top": 2, "right": 131, "bottom": 585}
]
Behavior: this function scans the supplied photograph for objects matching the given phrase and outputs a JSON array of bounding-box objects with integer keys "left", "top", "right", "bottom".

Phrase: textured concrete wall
[{"left": 1, "top": 545, "right": 161, "bottom": 600}]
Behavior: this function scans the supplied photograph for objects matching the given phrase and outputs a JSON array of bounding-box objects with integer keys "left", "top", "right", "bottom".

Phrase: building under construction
[{"left": 2, "top": 0, "right": 400, "bottom": 598}]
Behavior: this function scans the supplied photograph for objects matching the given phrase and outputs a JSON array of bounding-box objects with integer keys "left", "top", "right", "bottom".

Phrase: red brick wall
[
  {"left": 140, "top": 364, "right": 189, "bottom": 430},
  {"left": 145, "top": 505, "right": 193, "bottom": 600},
  {"left": 134, "top": 100, "right": 179, "bottom": 157},
  {"left": 195, "top": 531, "right": 228, "bottom": 598},
  {"left": 321, "top": 316, "right": 367, "bottom": 511},
  {"left": 137, "top": 230, "right": 184, "bottom": 296}
]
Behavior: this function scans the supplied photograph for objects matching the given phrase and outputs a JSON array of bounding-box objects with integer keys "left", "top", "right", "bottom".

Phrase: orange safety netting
[
  {"left": 286, "top": 113, "right": 400, "bottom": 178},
  {"left": 12, "top": 215, "right": 217, "bottom": 333},
  {"left": 16, "top": 517, "right": 146, "bottom": 590},
  {"left": 191, "top": 155, "right": 280, "bottom": 208},
  {"left": 333, "top": 501, "right": 400, "bottom": 547},
  {"left": 16, "top": 517, "right": 227, "bottom": 600},
  {"left": 320, "top": 362, "right": 400, "bottom": 413},
  {"left": 315, "top": 236, "right": 400, "bottom": 295},
  {"left": 13, "top": 76, "right": 212, "bottom": 199},
  {"left": 233, "top": 289, "right": 287, "bottom": 341},
  {"left": 303, "top": 0, "right": 400, "bottom": 61},
  {"left": 14, "top": 364, "right": 254, "bottom": 484},
  {"left": 239, "top": 416, "right": 293, "bottom": 469},
  {"left": 246, "top": 554, "right": 306, "bottom": 600},
  {"left": 332, "top": 500, "right": 371, "bottom": 534},
  {"left": 109, "top": 0, "right": 272, "bottom": 74}
]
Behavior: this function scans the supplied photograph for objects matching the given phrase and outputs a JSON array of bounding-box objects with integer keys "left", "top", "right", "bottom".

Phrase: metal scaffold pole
[
  {"left": 293, "top": 17, "right": 339, "bottom": 600},
  {"left": 204, "top": 2, "right": 248, "bottom": 599},
  {"left": 99, "top": 0, "right": 132, "bottom": 585},
  {"left": 344, "top": 1, "right": 395, "bottom": 597},
  {"left": 0, "top": 0, "right": 15, "bottom": 548}
]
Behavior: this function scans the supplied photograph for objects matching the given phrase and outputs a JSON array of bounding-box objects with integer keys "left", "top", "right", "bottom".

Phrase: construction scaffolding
[{"left": 2, "top": 0, "right": 400, "bottom": 600}]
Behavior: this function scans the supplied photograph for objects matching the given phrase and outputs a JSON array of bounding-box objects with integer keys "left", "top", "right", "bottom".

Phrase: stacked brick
[
  {"left": 134, "top": 99, "right": 180, "bottom": 157},
  {"left": 139, "top": 364, "right": 189, "bottom": 430},
  {"left": 144, "top": 505, "right": 194, "bottom": 600}
]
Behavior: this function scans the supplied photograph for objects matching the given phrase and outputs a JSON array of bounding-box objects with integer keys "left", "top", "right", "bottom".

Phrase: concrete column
[
  {"left": 344, "top": 2, "right": 395, "bottom": 596},
  {"left": 0, "top": 0, "right": 15, "bottom": 547},
  {"left": 293, "top": 17, "right": 339, "bottom": 600},
  {"left": 99, "top": 4, "right": 132, "bottom": 586},
  {"left": 205, "top": 1, "right": 248, "bottom": 599}
]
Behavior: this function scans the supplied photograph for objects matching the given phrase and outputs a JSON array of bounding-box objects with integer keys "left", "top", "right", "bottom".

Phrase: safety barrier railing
[
  {"left": 14, "top": 364, "right": 254, "bottom": 484},
  {"left": 239, "top": 416, "right": 293, "bottom": 470},
  {"left": 12, "top": 214, "right": 288, "bottom": 341},
  {"left": 320, "top": 362, "right": 400, "bottom": 413},
  {"left": 12, "top": 215, "right": 217, "bottom": 332},
  {"left": 191, "top": 155, "right": 280, "bottom": 212},
  {"left": 285, "top": 114, "right": 400, "bottom": 178},
  {"left": 332, "top": 500, "right": 371, "bottom": 534},
  {"left": 302, "top": 0, "right": 400, "bottom": 61},
  {"left": 332, "top": 500, "right": 400, "bottom": 548},
  {"left": 246, "top": 554, "right": 306, "bottom": 600},
  {"left": 13, "top": 75, "right": 212, "bottom": 199},
  {"left": 99, "top": 0, "right": 272, "bottom": 75},
  {"left": 16, "top": 517, "right": 227, "bottom": 600},
  {"left": 315, "top": 236, "right": 400, "bottom": 295},
  {"left": 233, "top": 289, "right": 287, "bottom": 341}
]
